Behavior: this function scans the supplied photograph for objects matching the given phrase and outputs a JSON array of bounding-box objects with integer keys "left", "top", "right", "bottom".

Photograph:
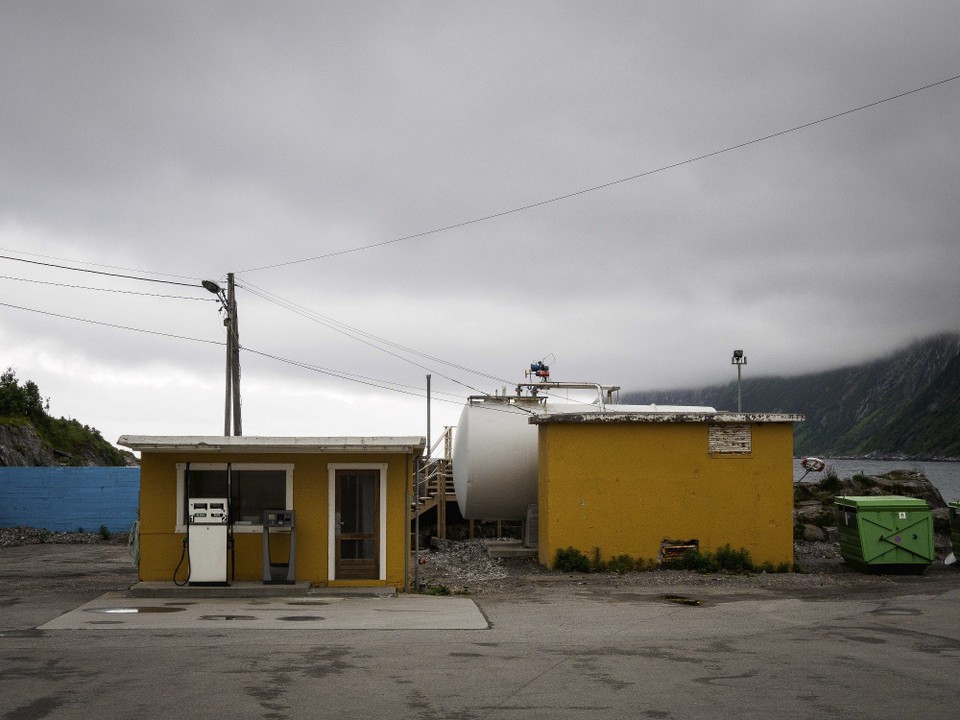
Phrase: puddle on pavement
[
  {"left": 0, "top": 629, "right": 45, "bottom": 638},
  {"left": 199, "top": 615, "right": 257, "bottom": 621},
  {"left": 85, "top": 607, "right": 187, "bottom": 614},
  {"left": 663, "top": 594, "right": 703, "bottom": 607},
  {"left": 286, "top": 600, "right": 330, "bottom": 606},
  {"left": 873, "top": 608, "right": 921, "bottom": 616},
  {"left": 277, "top": 616, "right": 324, "bottom": 621}
]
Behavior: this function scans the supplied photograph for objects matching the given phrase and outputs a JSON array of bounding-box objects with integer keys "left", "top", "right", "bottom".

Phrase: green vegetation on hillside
[{"left": 0, "top": 368, "right": 129, "bottom": 466}]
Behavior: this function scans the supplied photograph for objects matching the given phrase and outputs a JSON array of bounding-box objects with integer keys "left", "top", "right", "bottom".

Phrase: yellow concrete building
[
  {"left": 119, "top": 436, "right": 424, "bottom": 589},
  {"left": 531, "top": 412, "right": 802, "bottom": 568}
]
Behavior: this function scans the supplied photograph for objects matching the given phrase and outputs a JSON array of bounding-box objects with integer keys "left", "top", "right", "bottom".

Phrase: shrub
[
  {"left": 553, "top": 546, "right": 591, "bottom": 572},
  {"left": 714, "top": 544, "right": 753, "bottom": 572},
  {"left": 589, "top": 547, "right": 606, "bottom": 573},
  {"left": 662, "top": 548, "right": 719, "bottom": 572},
  {"left": 99, "top": 525, "right": 111, "bottom": 540},
  {"left": 606, "top": 554, "right": 637, "bottom": 574}
]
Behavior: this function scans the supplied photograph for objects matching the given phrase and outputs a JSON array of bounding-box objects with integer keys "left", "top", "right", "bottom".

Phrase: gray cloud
[{"left": 1, "top": 1, "right": 958, "bottom": 443}]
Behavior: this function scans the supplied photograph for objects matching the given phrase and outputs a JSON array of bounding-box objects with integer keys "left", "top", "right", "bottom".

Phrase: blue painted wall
[{"left": 0, "top": 467, "right": 140, "bottom": 532}]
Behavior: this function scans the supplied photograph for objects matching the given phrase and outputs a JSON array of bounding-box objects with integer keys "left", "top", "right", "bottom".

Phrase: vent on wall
[
  {"left": 659, "top": 539, "right": 699, "bottom": 561},
  {"left": 708, "top": 424, "right": 752, "bottom": 454}
]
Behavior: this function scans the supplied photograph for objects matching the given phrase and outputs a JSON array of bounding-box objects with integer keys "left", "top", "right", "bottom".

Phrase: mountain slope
[
  {"left": 622, "top": 334, "right": 960, "bottom": 458},
  {"left": 0, "top": 369, "right": 133, "bottom": 467}
]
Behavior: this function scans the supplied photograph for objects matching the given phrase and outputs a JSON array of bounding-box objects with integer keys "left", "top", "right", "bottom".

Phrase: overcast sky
[{"left": 1, "top": 2, "right": 958, "bottom": 447}]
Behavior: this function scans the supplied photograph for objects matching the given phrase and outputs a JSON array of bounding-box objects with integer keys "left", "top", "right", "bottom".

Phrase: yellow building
[
  {"left": 531, "top": 412, "right": 802, "bottom": 568},
  {"left": 119, "top": 435, "right": 424, "bottom": 589}
]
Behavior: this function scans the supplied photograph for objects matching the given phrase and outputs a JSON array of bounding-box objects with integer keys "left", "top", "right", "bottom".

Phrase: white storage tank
[
  {"left": 452, "top": 398, "right": 540, "bottom": 520},
  {"left": 452, "top": 396, "right": 716, "bottom": 520}
]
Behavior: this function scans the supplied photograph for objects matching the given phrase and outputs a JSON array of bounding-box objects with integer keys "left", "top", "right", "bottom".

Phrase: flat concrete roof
[
  {"left": 529, "top": 411, "right": 804, "bottom": 424},
  {"left": 117, "top": 435, "right": 426, "bottom": 453}
]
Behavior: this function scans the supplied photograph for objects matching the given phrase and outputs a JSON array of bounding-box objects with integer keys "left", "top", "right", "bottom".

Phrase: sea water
[{"left": 793, "top": 458, "right": 960, "bottom": 502}]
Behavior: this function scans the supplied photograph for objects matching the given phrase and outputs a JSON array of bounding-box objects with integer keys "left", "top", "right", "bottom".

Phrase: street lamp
[
  {"left": 203, "top": 275, "right": 241, "bottom": 436},
  {"left": 731, "top": 349, "right": 747, "bottom": 413}
]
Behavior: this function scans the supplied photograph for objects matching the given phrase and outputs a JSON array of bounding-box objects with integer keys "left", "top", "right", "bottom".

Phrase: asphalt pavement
[{"left": 2, "top": 543, "right": 959, "bottom": 720}]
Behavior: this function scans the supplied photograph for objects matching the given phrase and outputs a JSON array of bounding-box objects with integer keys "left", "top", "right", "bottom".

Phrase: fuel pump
[
  {"left": 262, "top": 509, "right": 296, "bottom": 584},
  {"left": 186, "top": 498, "right": 229, "bottom": 586}
]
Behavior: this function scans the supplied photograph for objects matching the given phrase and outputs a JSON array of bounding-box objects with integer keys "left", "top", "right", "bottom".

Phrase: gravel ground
[
  {"left": 415, "top": 537, "right": 960, "bottom": 601},
  {"left": 2, "top": 528, "right": 957, "bottom": 602},
  {"left": 0, "top": 525, "right": 130, "bottom": 548}
]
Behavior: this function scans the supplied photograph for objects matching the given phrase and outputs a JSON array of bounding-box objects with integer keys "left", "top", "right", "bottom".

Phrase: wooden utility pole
[
  {"left": 224, "top": 291, "right": 232, "bottom": 436},
  {"left": 228, "top": 273, "right": 242, "bottom": 436},
  {"left": 204, "top": 275, "right": 241, "bottom": 437}
]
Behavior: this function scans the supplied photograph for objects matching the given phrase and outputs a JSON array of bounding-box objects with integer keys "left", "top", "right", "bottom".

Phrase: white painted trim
[
  {"left": 175, "top": 463, "right": 294, "bottom": 533},
  {"left": 327, "top": 463, "right": 388, "bottom": 581}
]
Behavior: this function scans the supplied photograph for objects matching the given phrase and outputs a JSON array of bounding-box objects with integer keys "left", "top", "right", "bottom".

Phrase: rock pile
[{"left": 794, "top": 469, "right": 950, "bottom": 543}]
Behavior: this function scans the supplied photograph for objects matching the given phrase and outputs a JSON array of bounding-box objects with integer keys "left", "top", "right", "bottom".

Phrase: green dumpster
[
  {"left": 949, "top": 500, "right": 960, "bottom": 560},
  {"left": 835, "top": 496, "right": 934, "bottom": 574}
]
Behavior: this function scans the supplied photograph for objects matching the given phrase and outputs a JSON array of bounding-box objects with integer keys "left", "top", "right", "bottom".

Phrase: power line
[
  {"left": 237, "top": 72, "right": 960, "bottom": 274},
  {"left": 241, "top": 346, "right": 463, "bottom": 401},
  {"left": 237, "top": 277, "right": 513, "bottom": 383},
  {"left": 0, "top": 274, "right": 216, "bottom": 301},
  {"left": 0, "top": 299, "right": 468, "bottom": 403},
  {"left": 235, "top": 278, "right": 509, "bottom": 395},
  {"left": 0, "top": 254, "right": 205, "bottom": 289},
  {"left": 0, "top": 301, "right": 223, "bottom": 346},
  {"left": 0, "top": 246, "right": 201, "bottom": 281}
]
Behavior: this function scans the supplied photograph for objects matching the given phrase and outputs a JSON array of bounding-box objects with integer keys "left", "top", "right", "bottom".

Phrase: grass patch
[{"left": 423, "top": 583, "right": 451, "bottom": 596}]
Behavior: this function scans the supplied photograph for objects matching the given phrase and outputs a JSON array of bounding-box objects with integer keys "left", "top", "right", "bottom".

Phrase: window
[{"left": 176, "top": 463, "right": 293, "bottom": 532}]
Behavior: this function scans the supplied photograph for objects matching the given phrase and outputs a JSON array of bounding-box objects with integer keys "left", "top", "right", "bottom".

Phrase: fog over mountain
[{"left": 624, "top": 334, "right": 960, "bottom": 458}]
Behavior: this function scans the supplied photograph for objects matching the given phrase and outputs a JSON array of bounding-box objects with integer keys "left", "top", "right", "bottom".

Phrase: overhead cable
[
  {"left": 236, "top": 72, "right": 960, "bottom": 274},
  {"left": 0, "top": 254, "right": 204, "bottom": 289},
  {"left": 237, "top": 277, "right": 512, "bottom": 384},
  {"left": 0, "top": 274, "right": 216, "bottom": 301},
  {"left": 0, "top": 246, "right": 201, "bottom": 281},
  {"left": 0, "top": 300, "right": 468, "bottom": 404},
  {"left": 235, "top": 278, "right": 506, "bottom": 395},
  {"left": 0, "top": 301, "right": 222, "bottom": 346}
]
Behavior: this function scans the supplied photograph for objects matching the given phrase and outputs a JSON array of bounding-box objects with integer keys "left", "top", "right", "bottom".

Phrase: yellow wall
[
  {"left": 138, "top": 451, "right": 412, "bottom": 587},
  {"left": 537, "top": 422, "right": 795, "bottom": 568}
]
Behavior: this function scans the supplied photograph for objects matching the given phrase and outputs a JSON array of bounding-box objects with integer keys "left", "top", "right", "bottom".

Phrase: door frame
[{"left": 327, "top": 463, "right": 387, "bottom": 581}]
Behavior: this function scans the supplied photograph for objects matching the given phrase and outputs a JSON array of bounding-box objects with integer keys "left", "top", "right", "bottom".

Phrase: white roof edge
[
  {"left": 529, "top": 412, "right": 804, "bottom": 424},
  {"left": 117, "top": 435, "right": 426, "bottom": 453}
]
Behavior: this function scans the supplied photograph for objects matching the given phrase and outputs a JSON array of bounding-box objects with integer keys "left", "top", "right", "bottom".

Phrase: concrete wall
[
  {"left": 536, "top": 421, "right": 795, "bottom": 568},
  {"left": 138, "top": 451, "right": 413, "bottom": 587},
  {"left": 0, "top": 467, "right": 139, "bottom": 533}
]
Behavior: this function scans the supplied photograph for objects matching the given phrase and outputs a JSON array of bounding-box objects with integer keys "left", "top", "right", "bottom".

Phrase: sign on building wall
[{"left": 708, "top": 424, "right": 752, "bottom": 454}]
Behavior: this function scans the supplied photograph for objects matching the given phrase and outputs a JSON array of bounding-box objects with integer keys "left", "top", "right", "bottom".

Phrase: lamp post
[
  {"left": 203, "top": 274, "right": 241, "bottom": 436},
  {"left": 731, "top": 349, "right": 747, "bottom": 413}
]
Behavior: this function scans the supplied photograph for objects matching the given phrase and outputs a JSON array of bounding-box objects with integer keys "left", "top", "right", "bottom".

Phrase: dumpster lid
[{"left": 835, "top": 495, "right": 930, "bottom": 509}]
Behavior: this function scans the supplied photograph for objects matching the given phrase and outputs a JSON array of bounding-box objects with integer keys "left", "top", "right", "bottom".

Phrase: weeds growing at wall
[
  {"left": 553, "top": 546, "right": 653, "bottom": 574},
  {"left": 554, "top": 544, "right": 791, "bottom": 574},
  {"left": 662, "top": 544, "right": 791, "bottom": 574}
]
